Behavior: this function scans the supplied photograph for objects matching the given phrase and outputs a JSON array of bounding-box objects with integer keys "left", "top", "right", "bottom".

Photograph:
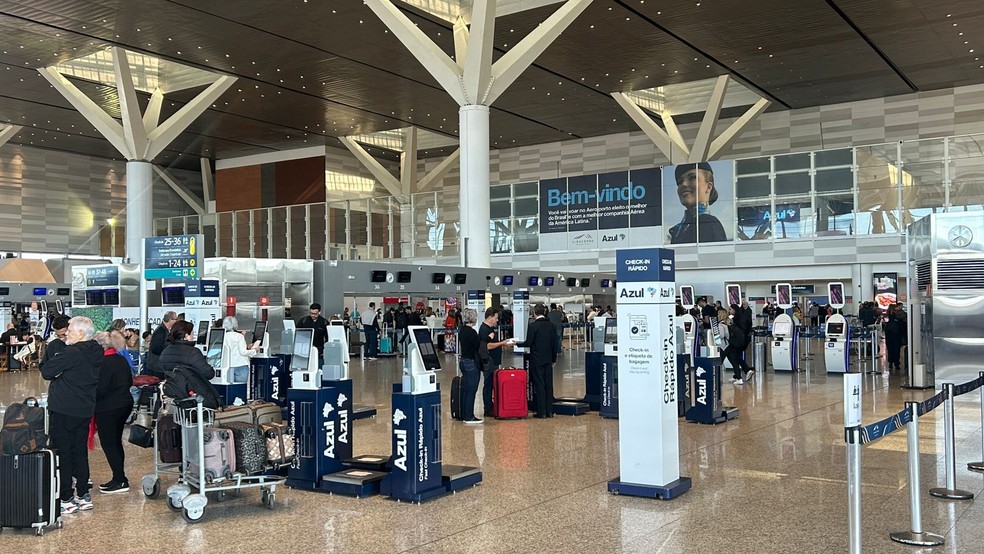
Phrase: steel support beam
[
  {"left": 153, "top": 165, "right": 205, "bottom": 215},
  {"left": 611, "top": 92, "right": 688, "bottom": 163},
  {"left": 689, "top": 75, "right": 730, "bottom": 162},
  {"left": 112, "top": 46, "right": 150, "bottom": 160},
  {"left": 660, "top": 113, "right": 691, "bottom": 159},
  {"left": 400, "top": 127, "right": 418, "bottom": 194},
  {"left": 417, "top": 149, "right": 461, "bottom": 193},
  {"left": 338, "top": 136, "right": 403, "bottom": 197},
  {"left": 200, "top": 157, "right": 215, "bottom": 210},
  {"left": 145, "top": 75, "right": 236, "bottom": 160},
  {"left": 38, "top": 66, "right": 130, "bottom": 157},
  {"left": 0, "top": 125, "right": 22, "bottom": 149},
  {"left": 463, "top": 0, "right": 495, "bottom": 104},
  {"left": 708, "top": 98, "right": 772, "bottom": 160}
]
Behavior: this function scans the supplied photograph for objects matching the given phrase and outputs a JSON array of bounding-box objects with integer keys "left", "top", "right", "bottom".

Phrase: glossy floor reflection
[{"left": 1, "top": 340, "right": 982, "bottom": 553}]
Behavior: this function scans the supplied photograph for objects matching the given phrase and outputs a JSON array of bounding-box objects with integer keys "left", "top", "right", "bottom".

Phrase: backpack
[
  {"left": 728, "top": 324, "right": 747, "bottom": 349},
  {"left": 163, "top": 365, "right": 222, "bottom": 409},
  {"left": 1, "top": 399, "right": 48, "bottom": 455}
]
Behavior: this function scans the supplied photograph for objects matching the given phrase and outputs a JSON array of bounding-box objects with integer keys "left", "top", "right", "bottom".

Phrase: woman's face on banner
[{"left": 677, "top": 168, "right": 714, "bottom": 207}]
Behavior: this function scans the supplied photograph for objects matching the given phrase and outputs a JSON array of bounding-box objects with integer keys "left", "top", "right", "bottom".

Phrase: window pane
[
  {"left": 775, "top": 172, "right": 810, "bottom": 196},
  {"left": 513, "top": 182, "right": 537, "bottom": 197},
  {"left": 514, "top": 197, "right": 538, "bottom": 217},
  {"left": 271, "top": 207, "right": 287, "bottom": 258},
  {"left": 815, "top": 167, "right": 853, "bottom": 193},
  {"left": 490, "top": 199, "right": 511, "bottom": 219},
  {"left": 951, "top": 156, "right": 984, "bottom": 208},
  {"left": 736, "top": 157, "right": 770, "bottom": 175},
  {"left": 736, "top": 203, "right": 772, "bottom": 241},
  {"left": 513, "top": 218, "right": 539, "bottom": 253},
  {"left": 775, "top": 153, "right": 810, "bottom": 172},
  {"left": 490, "top": 185, "right": 511, "bottom": 200},
  {"left": 856, "top": 145, "right": 900, "bottom": 234},
  {"left": 815, "top": 149, "right": 852, "bottom": 168},
  {"left": 772, "top": 200, "right": 812, "bottom": 239},
  {"left": 490, "top": 219, "right": 512, "bottom": 254},
  {"left": 736, "top": 175, "right": 770, "bottom": 198},
  {"left": 815, "top": 194, "right": 854, "bottom": 236}
]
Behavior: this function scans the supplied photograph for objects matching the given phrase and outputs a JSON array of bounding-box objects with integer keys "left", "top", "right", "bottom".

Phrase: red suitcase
[{"left": 494, "top": 368, "right": 529, "bottom": 419}]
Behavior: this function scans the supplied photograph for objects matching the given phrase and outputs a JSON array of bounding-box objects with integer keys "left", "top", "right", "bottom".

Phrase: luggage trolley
[{"left": 161, "top": 396, "right": 285, "bottom": 523}]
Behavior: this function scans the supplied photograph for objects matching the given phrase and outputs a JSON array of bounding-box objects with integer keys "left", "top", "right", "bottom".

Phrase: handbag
[{"left": 127, "top": 424, "right": 154, "bottom": 448}]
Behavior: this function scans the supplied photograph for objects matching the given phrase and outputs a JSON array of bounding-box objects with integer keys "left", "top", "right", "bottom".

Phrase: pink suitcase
[{"left": 197, "top": 427, "right": 236, "bottom": 483}]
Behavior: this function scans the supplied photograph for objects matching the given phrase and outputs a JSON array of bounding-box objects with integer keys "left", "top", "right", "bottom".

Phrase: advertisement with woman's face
[{"left": 662, "top": 160, "right": 735, "bottom": 244}]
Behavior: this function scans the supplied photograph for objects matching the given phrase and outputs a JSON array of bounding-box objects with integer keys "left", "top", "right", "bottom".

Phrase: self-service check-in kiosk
[
  {"left": 599, "top": 318, "right": 619, "bottom": 419},
  {"left": 380, "top": 326, "right": 482, "bottom": 502},
  {"left": 686, "top": 318, "right": 739, "bottom": 424},
  {"left": 770, "top": 314, "right": 798, "bottom": 372},
  {"left": 824, "top": 315, "right": 850, "bottom": 374},
  {"left": 325, "top": 321, "right": 375, "bottom": 421},
  {"left": 676, "top": 314, "right": 698, "bottom": 417},
  {"left": 207, "top": 328, "right": 247, "bottom": 406},
  {"left": 286, "top": 328, "right": 358, "bottom": 494}
]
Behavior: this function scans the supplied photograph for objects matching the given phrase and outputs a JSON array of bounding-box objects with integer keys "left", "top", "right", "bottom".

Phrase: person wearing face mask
[{"left": 668, "top": 162, "right": 728, "bottom": 244}]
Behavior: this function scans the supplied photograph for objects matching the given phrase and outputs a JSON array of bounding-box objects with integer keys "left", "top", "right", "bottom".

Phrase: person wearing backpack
[
  {"left": 158, "top": 321, "right": 214, "bottom": 381},
  {"left": 39, "top": 316, "right": 103, "bottom": 514},
  {"left": 724, "top": 308, "right": 754, "bottom": 385}
]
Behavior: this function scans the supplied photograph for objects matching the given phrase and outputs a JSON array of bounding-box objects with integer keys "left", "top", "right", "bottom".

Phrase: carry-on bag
[
  {"left": 494, "top": 368, "right": 529, "bottom": 419},
  {"left": 197, "top": 427, "right": 235, "bottom": 483},
  {"left": 0, "top": 449, "right": 60, "bottom": 535},
  {"left": 223, "top": 421, "right": 266, "bottom": 475},
  {"left": 213, "top": 404, "right": 254, "bottom": 427},
  {"left": 156, "top": 414, "right": 183, "bottom": 464},
  {"left": 379, "top": 335, "right": 393, "bottom": 355},
  {"left": 450, "top": 375, "right": 463, "bottom": 420},
  {"left": 1, "top": 398, "right": 48, "bottom": 455},
  {"left": 247, "top": 401, "right": 283, "bottom": 427},
  {"left": 261, "top": 422, "right": 295, "bottom": 466}
]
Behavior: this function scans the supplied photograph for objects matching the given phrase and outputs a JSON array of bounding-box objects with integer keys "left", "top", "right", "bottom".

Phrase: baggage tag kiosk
[
  {"left": 208, "top": 328, "right": 247, "bottom": 406},
  {"left": 286, "top": 328, "right": 355, "bottom": 493},
  {"left": 824, "top": 316, "right": 850, "bottom": 374},
  {"left": 382, "top": 326, "right": 482, "bottom": 502},
  {"left": 676, "top": 314, "right": 698, "bottom": 417},
  {"left": 771, "top": 314, "right": 798, "bottom": 372},
  {"left": 599, "top": 318, "right": 619, "bottom": 419},
  {"left": 251, "top": 320, "right": 270, "bottom": 357},
  {"left": 687, "top": 317, "right": 739, "bottom": 424},
  {"left": 194, "top": 320, "right": 209, "bottom": 355},
  {"left": 323, "top": 321, "right": 350, "bottom": 382}
]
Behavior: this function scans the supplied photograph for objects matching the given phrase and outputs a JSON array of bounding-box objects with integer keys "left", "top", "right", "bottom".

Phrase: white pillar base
[
  {"left": 459, "top": 104, "right": 491, "bottom": 268},
  {"left": 125, "top": 160, "right": 154, "bottom": 263}
]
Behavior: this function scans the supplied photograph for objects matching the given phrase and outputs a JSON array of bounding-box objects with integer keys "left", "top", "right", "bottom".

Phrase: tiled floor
[{"left": 1, "top": 341, "right": 982, "bottom": 553}]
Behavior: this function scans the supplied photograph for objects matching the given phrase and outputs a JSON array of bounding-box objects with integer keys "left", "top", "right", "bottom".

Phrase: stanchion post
[
  {"left": 930, "top": 383, "right": 974, "bottom": 500},
  {"left": 890, "top": 403, "right": 945, "bottom": 547},
  {"left": 844, "top": 372, "right": 863, "bottom": 554},
  {"left": 968, "top": 372, "right": 984, "bottom": 473}
]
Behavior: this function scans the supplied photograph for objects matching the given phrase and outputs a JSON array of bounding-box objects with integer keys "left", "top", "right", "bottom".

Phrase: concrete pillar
[
  {"left": 125, "top": 160, "right": 154, "bottom": 263},
  {"left": 459, "top": 105, "right": 491, "bottom": 268}
]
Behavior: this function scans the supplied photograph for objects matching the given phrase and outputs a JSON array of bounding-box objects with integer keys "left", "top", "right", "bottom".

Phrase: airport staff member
[
  {"left": 512, "top": 303, "right": 558, "bottom": 419},
  {"left": 479, "top": 307, "right": 509, "bottom": 417},
  {"left": 298, "top": 303, "right": 329, "bottom": 366},
  {"left": 667, "top": 162, "right": 728, "bottom": 244},
  {"left": 361, "top": 302, "right": 380, "bottom": 360}
]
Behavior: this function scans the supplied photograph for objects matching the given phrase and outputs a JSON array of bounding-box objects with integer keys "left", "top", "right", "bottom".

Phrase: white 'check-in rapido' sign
[{"left": 615, "top": 248, "right": 682, "bottom": 490}]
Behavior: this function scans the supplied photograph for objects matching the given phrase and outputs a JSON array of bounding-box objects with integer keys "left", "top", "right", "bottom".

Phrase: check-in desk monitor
[
  {"left": 251, "top": 320, "right": 269, "bottom": 354},
  {"left": 205, "top": 328, "right": 224, "bottom": 369},
  {"left": 405, "top": 326, "right": 440, "bottom": 393}
]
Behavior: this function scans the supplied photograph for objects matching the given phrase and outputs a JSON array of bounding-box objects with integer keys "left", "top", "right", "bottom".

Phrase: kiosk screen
[
  {"left": 683, "top": 320, "right": 693, "bottom": 333},
  {"left": 604, "top": 318, "right": 618, "bottom": 344},
  {"left": 773, "top": 320, "right": 791, "bottom": 336},
  {"left": 777, "top": 285, "right": 791, "bottom": 306},
  {"left": 205, "top": 329, "right": 225, "bottom": 368},
  {"left": 727, "top": 285, "right": 741, "bottom": 307},
  {"left": 830, "top": 283, "right": 844, "bottom": 305},
  {"left": 827, "top": 322, "right": 844, "bottom": 335},
  {"left": 195, "top": 321, "right": 209, "bottom": 345},
  {"left": 290, "top": 329, "right": 313, "bottom": 371},
  {"left": 411, "top": 328, "right": 441, "bottom": 372},
  {"left": 252, "top": 321, "right": 268, "bottom": 345},
  {"left": 680, "top": 286, "right": 694, "bottom": 308}
]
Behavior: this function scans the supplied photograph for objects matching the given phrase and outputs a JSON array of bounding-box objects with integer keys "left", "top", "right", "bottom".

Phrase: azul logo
[
  {"left": 392, "top": 408, "right": 407, "bottom": 426},
  {"left": 601, "top": 233, "right": 626, "bottom": 242},
  {"left": 393, "top": 429, "right": 408, "bottom": 471},
  {"left": 646, "top": 287, "right": 658, "bottom": 298},
  {"left": 619, "top": 288, "right": 644, "bottom": 298},
  {"left": 337, "top": 393, "right": 348, "bottom": 407},
  {"left": 695, "top": 367, "right": 707, "bottom": 406},
  {"left": 337, "top": 394, "right": 349, "bottom": 445},
  {"left": 323, "top": 402, "right": 336, "bottom": 458}
]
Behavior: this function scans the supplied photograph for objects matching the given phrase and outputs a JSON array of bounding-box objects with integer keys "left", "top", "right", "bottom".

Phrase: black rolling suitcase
[
  {"left": 0, "top": 449, "right": 60, "bottom": 535},
  {"left": 450, "top": 376, "right": 463, "bottom": 420}
]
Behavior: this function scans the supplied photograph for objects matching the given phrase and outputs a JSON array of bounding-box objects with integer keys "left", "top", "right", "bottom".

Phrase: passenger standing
[
  {"left": 395, "top": 306, "right": 409, "bottom": 356},
  {"left": 93, "top": 331, "right": 134, "bottom": 494},
  {"left": 221, "top": 316, "right": 257, "bottom": 383},
  {"left": 40, "top": 316, "right": 102, "bottom": 514},
  {"left": 41, "top": 315, "right": 70, "bottom": 366},
  {"left": 361, "top": 302, "right": 379, "bottom": 360},
  {"left": 724, "top": 309, "right": 753, "bottom": 384},
  {"left": 478, "top": 308, "right": 508, "bottom": 417},
  {"left": 458, "top": 309, "right": 483, "bottom": 424},
  {"left": 547, "top": 304, "right": 566, "bottom": 357},
  {"left": 513, "top": 304, "right": 558, "bottom": 419},
  {"left": 884, "top": 306, "right": 907, "bottom": 371},
  {"left": 146, "top": 311, "right": 178, "bottom": 378},
  {"left": 297, "top": 303, "right": 329, "bottom": 367}
]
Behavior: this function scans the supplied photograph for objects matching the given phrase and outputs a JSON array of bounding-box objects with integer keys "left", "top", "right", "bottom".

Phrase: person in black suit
[{"left": 513, "top": 303, "right": 558, "bottom": 418}]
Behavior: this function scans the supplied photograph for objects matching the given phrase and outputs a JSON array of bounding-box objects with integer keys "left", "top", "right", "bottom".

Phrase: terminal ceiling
[{"left": 0, "top": 0, "right": 981, "bottom": 171}]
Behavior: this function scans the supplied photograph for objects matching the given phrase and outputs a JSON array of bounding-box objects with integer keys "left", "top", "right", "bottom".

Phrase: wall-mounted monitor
[
  {"left": 432, "top": 272, "right": 446, "bottom": 284},
  {"left": 397, "top": 271, "right": 412, "bottom": 283},
  {"left": 290, "top": 328, "right": 313, "bottom": 371},
  {"left": 581, "top": 278, "right": 590, "bottom": 287},
  {"left": 544, "top": 277, "right": 555, "bottom": 287},
  {"left": 103, "top": 289, "right": 120, "bottom": 306},
  {"left": 600, "top": 279, "right": 611, "bottom": 288},
  {"left": 453, "top": 273, "right": 467, "bottom": 284},
  {"left": 196, "top": 320, "right": 209, "bottom": 345},
  {"left": 528, "top": 276, "right": 540, "bottom": 287},
  {"left": 411, "top": 327, "right": 442, "bottom": 372},
  {"left": 33, "top": 287, "right": 47, "bottom": 296},
  {"left": 0, "top": 287, "right": 8, "bottom": 296},
  {"left": 161, "top": 286, "right": 185, "bottom": 306},
  {"left": 56, "top": 287, "right": 70, "bottom": 296},
  {"left": 371, "top": 270, "right": 387, "bottom": 283},
  {"left": 502, "top": 275, "right": 514, "bottom": 286},
  {"left": 85, "top": 290, "right": 101, "bottom": 306},
  {"left": 205, "top": 328, "right": 225, "bottom": 369},
  {"left": 566, "top": 277, "right": 577, "bottom": 287},
  {"left": 252, "top": 320, "right": 268, "bottom": 345}
]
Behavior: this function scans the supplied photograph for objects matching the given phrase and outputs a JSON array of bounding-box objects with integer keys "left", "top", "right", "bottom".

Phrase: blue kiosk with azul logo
[
  {"left": 381, "top": 326, "right": 482, "bottom": 503},
  {"left": 285, "top": 328, "right": 364, "bottom": 495},
  {"left": 608, "top": 248, "right": 691, "bottom": 500}
]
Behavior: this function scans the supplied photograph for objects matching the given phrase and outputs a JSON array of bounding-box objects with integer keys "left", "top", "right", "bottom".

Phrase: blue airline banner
[{"left": 616, "top": 248, "right": 675, "bottom": 283}]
